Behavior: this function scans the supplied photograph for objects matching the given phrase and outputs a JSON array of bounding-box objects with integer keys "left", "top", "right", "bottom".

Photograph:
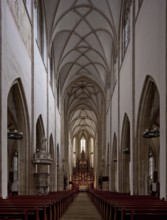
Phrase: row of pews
[
  {"left": 0, "top": 190, "right": 78, "bottom": 220},
  {"left": 88, "top": 189, "right": 167, "bottom": 220}
]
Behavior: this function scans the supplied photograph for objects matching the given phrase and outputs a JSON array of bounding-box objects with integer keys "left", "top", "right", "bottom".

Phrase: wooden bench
[
  {"left": 0, "top": 190, "right": 78, "bottom": 220},
  {"left": 88, "top": 190, "right": 167, "bottom": 220},
  {"left": 124, "top": 210, "right": 167, "bottom": 220},
  {"left": 0, "top": 202, "right": 47, "bottom": 220}
]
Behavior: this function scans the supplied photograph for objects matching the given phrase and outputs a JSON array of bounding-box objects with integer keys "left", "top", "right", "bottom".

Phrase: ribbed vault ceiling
[
  {"left": 65, "top": 78, "right": 102, "bottom": 138},
  {"left": 44, "top": 0, "right": 121, "bottom": 139}
]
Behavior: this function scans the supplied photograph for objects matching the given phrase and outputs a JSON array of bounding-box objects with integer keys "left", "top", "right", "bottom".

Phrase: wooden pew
[
  {"left": 122, "top": 209, "right": 167, "bottom": 220},
  {"left": 0, "top": 190, "right": 78, "bottom": 220},
  {"left": 88, "top": 189, "right": 167, "bottom": 220},
  {"left": 0, "top": 200, "right": 47, "bottom": 220}
]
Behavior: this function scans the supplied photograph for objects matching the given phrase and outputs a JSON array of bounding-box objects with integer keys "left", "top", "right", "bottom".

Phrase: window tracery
[
  {"left": 122, "top": 0, "right": 132, "bottom": 59},
  {"left": 80, "top": 137, "right": 86, "bottom": 152},
  {"left": 148, "top": 149, "right": 154, "bottom": 181}
]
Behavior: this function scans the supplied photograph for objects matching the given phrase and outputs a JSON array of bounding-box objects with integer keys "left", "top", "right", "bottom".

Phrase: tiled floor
[{"left": 60, "top": 192, "right": 102, "bottom": 220}]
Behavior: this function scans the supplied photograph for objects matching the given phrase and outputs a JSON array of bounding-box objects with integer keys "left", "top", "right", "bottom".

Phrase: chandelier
[
  {"left": 8, "top": 129, "right": 23, "bottom": 140},
  {"left": 143, "top": 128, "right": 160, "bottom": 138}
]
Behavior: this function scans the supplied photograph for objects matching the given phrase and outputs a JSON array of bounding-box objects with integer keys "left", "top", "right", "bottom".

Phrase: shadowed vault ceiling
[{"left": 44, "top": 0, "right": 121, "bottom": 139}]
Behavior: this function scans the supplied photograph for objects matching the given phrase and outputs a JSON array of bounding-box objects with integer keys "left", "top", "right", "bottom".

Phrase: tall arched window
[
  {"left": 121, "top": 0, "right": 132, "bottom": 59},
  {"left": 36, "top": 0, "right": 47, "bottom": 63},
  {"left": 148, "top": 149, "right": 155, "bottom": 180},
  {"left": 90, "top": 137, "right": 94, "bottom": 168},
  {"left": 12, "top": 150, "right": 18, "bottom": 194},
  {"left": 80, "top": 137, "right": 86, "bottom": 152},
  {"left": 73, "top": 138, "right": 76, "bottom": 167}
]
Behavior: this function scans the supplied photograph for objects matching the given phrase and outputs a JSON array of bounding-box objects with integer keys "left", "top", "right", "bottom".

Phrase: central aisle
[{"left": 60, "top": 192, "right": 102, "bottom": 220}]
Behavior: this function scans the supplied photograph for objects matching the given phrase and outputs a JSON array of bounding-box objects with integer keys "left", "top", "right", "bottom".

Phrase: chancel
[{"left": 0, "top": 0, "right": 167, "bottom": 219}]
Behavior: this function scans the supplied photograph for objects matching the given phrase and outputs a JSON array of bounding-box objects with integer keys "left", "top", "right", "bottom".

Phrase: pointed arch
[
  {"left": 136, "top": 75, "right": 160, "bottom": 195},
  {"left": 119, "top": 0, "right": 132, "bottom": 61},
  {"left": 7, "top": 78, "right": 30, "bottom": 195},
  {"left": 121, "top": 113, "right": 130, "bottom": 193},
  {"left": 105, "top": 142, "right": 110, "bottom": 191},
  {"left": 36, "top": 115, "right": 46, "bottom": 151},
  {"left": 36, "top": 0, "right": 47, "bottom": 59},
  {"left": 49, "top": 134, "right": 54, "bottom": 157},
  {"left": 111, "top": 133, "right": 118, "bottom": 192},
  {"left": 57, "top": 143, "right": 61, "bottom": 190},
  {"left": 49, "top": 134, "right": 55, "bottom": 191}
]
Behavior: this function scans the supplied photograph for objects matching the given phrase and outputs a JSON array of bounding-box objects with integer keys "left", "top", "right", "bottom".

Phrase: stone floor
[{"left": 60, "top": 192, "right": 102, "bottom": 220}]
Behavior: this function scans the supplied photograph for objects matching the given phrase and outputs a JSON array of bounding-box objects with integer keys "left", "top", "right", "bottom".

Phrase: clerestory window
[
  {"left": 80, "top": 137, "right": 86, "bottom": 152},
  {"left": 148, "top": 149, "right": 154, "bottom": 180},
  {"left": 120, "top": 0, "right": 132, "bottom": 62},
  {"left": 122, "top": 4, "right": 131, "bottom": 58}
]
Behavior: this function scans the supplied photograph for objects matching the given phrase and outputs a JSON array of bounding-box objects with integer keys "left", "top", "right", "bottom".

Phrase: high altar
[{"left": 72, "top": 149, "right": 94, "bottom": 190}]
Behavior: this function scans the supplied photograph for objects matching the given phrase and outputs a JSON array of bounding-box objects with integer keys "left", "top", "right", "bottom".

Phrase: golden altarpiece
[{"left": 72, "top": 149, "right": 94, "bottom": 190}]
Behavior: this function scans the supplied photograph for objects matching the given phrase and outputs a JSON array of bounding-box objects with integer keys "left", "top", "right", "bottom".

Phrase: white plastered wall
[
  {"left": 134, "top": 0, "right": 166, "bottom": 198},
  {"left": 110, "top": 0, "right": 166, "bottom": 197},
  {"left": 1, "top": 1, "right": 31, "bottom": 198},
  {"left": 33, "top": 44, "right": 47, "bottom": 144},
  {"left": 1, "top": 0, "right": 58, "bottom": 197},
  {"left": 119, "top": 42, "right": 133, "bottom": 193},
  {"left": 111, "top": 83, "right": 118, "bottom": 191},
  {"left": 104, "top": 107, "right": 111, "bottom": 189}
]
